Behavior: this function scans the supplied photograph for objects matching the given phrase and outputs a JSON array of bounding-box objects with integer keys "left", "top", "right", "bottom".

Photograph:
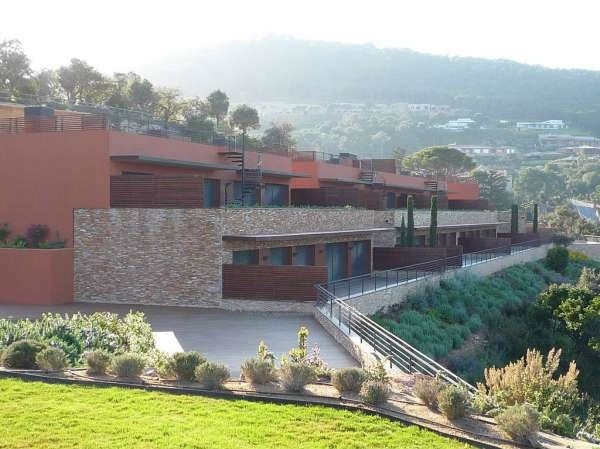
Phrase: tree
[
  {"left": 129, "top": 77, "right": 156, "bottom": 110},
  {"left": 402, "top": 146, "right": 476, "bottom": 178},
  {"left": 543, "top": 204, "right": 600, "bottom": 237},
  {"left": 230, "top": 105, "right": 260, "bottom": 136},
  {"left": 154, "top": 87, "right": 186, "bottom": 123},
  {"left": 406, "top": 195, "right": 415, "bottom": 247},
  {"left": 206, "top": 90, "right": 229, "bottom": 129},
  {"left": 58, "top": 58, "right": 110, "bottom": 104},
  {"left": 0, "top": 39, "right": 36, "bottom": 97},
  {"left": 471, "top": 169, "right": 512, "bottom": 210},
  {"left": 398, "top": 215, "right": 407, "bottom": 246},
  {"left": 533, "top": 203, "right": 539, "bottom": 234},
  {"left": 183, "top": 97, "right": 214, "bottom": 143},
  {"left": 511, "top": 204, "right": 519, "bottom": 234},
  {"left": 429, "top": 195, "right": 438, "bottom": 248},
  {"left": 36, "top": 69, "right": 62, "bottom": 101},
  {"left": 514, "top": 167, "right": 566, "bottom": 210},
  {"left": 262, "top": 122, "right": 296, "bottom": 150}
]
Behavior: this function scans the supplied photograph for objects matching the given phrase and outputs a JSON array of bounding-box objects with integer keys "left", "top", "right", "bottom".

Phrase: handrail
[
  {"left": 322, "top": 240, "right": 542, "bottom": 300},
  {"left": 315, "top": 285, "right": 477, "bottom": 392}
]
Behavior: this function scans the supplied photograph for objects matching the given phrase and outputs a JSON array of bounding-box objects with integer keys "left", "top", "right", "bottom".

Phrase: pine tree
[
  {"left": 533, "top": 203, "right": 539, "bottom": 233},
  {"left": 398, "top": 215, "right": 407, "bottom": 246},
  {"left": 511, "top": 204, "right": 519, "bottom": 234},
  {"left": 429, "top": 195, "right": 438, "bottom": 248},
  {"left": 407, "top": 195, "right": 415, "bottom": 247}
]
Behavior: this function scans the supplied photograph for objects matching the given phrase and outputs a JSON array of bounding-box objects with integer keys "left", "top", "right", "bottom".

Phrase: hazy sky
[{"left": 4, "top": 0, "right": 600, "bottom": 72}]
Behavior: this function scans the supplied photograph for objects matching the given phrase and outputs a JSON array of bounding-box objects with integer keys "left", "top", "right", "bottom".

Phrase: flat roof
[
  {"left": 413, "top": 222, "right": 507, "bottom": 231},
  {"left": 223, "top": 227, "right": 394, "bottom": 242},
  {"left": 111, "top": 155, "right": 238, "bottom": 171}
]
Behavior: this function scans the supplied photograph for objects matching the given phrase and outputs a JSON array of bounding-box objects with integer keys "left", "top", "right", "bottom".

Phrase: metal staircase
[
  {"left": 359, "top": 170, "right": 377, "bottom": 183},
  {"left": 220, "top": 149, "right": 263, "bottom": 206}
]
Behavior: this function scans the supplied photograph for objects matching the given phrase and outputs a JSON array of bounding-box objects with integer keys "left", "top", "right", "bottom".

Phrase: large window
[
  {"left": 203, "top": 179, "right": 220, "bottom": 208},
  {"left": 326, "top": 243, "right": 348, "bottom": 282},
  {"left": 232, "top": 250, "right": 259, "bottom": 265},
  {"left": 233, "top": 181, "right": 258, "bottom": 206},
  {"left": 351, "top": 241, "right": 370, "bottom": 276},
  {"left": 264, "top": 184, "right": 289, "bottom": 206},
  {"left": 268, "top": 247, "right": 291, "bottom": 265},
  {"left": 293, "top": 245, "right": 315, "bottom": 266},
  {"left": 385, "top": 192, "right": 396, "bottom": 209}
]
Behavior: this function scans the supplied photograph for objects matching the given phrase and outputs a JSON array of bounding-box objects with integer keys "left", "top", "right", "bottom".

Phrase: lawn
[{"left": 0, "top": 378, "right": 472, "bottom": 449}]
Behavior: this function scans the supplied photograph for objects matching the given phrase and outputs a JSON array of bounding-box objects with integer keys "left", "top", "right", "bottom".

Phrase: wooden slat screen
[{"left": 110, "top": 175, "right": 203, "bottom": 208}]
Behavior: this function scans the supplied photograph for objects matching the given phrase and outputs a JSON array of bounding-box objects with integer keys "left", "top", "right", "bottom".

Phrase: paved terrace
[{"left": 0, "top": 303, "right": 357, "bottom": 376}]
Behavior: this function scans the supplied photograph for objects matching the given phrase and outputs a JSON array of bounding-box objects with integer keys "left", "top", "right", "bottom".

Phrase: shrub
[
  {"left": 569, "top": 250, "right": 589, "bottom": 263},
  {"left": 195, "top": 362, "right": 230, "bottom": 389},
  {"left": 332, "top": 368, "right": 366, "bottom": 394},
  {"left": 438, "top": 386, "right": 470, "bottom": 420},
  {"left": 546, "top": 246, "right": 569, "bottom": 273},
  {"left": 111, "top": 353, "right": 146, "bottom": 378},
  {"left": 414, "top": 375, "right": 443, "bottom": 409},
  {"left": 150, "top": 351, "right": 175, "bottom": 379},
  {"left": 241, "top": 358, "right": 277, "bottom": 385},
  {"left": 360, "top": 380, "right": 390, "bottom": 405},
  {"left": 1, "top": 340, "right": 46, "bottom": 369},
  {"left": 35, "top": 347, "right": 68, "bottom": 371},
  {"left": 279, "top": 363, "right": 316, "bottom": 392},
  {"left": 171, "top": 351, "right": 206, "bottom": 381},
  {"left": 85, "top": 350, "right": 112, "bottom": 375},
  {"left": 0, "top": 223, "right": 9, "bottom": 242},
  {"left": 497, "top": 404, "right": 539, "bottom": 441},
  {"left": 26, "top": 224, "right": 49, "bottom": 248}
]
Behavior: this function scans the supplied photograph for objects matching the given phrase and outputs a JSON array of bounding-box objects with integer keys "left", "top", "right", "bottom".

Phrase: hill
[{"left": 145, "top": 37, "right": 600, "bottom": 132}]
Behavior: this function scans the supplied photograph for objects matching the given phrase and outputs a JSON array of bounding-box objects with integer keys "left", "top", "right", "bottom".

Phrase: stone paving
[{"left": 0, "top": 303, "right": 357, "bottom": 376}]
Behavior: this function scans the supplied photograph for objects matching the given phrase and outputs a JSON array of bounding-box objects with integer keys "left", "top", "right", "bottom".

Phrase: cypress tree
[
  {"left": 407, "top": 195, "right": 415, "bottom": 247},
  {"left": 532, "top": 203, "right": 539, "bottom": 233},
  {"left": 511, "top": 204, "right": 519, "bottom": 234},
  {"left": 398, "top": 215, "right": 407, "bottom": 246},
  {"left": 429, "top": 195, "right": 438, "bottom": 248}
]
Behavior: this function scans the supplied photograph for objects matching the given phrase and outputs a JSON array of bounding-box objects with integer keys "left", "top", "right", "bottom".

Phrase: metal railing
[
  {"left": 322, "top": 240, "right": 542, "bottom": 300},
  {"left": 315, "top": 285, "right": 477, "bottom": 392}
]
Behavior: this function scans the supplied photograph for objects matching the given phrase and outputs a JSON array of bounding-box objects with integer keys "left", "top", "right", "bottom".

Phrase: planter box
[{"left": 0, "top": 248, "right": 73, "bottom": 304}]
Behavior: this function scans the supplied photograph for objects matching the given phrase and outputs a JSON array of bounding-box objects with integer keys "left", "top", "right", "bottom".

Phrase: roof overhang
[
  {"left": 111, "top": 155, "right": 238, "bottom": 171},
  {"left": 223, "top": 227, "right": 395, "bottom": 242},
  {"left": 319, "top": 177, "right": 372, "bottom": 185},
  {"left": 259, "top": 169, "right": 311, "bottom": 178},
  {"left": 413, "top": 222, "right": 506, "bottom": 232}
]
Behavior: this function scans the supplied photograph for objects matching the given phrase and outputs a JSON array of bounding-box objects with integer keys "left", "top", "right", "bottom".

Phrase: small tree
[
  {"left": 398, "top": 215, "right": 407, "bottom": 246},
  {"left": 511, "top": 204, "right": 519, "bottom": 234},
  {"left": 532, "top": 203, "right": 539, "bottom": 233},
  {"left": 407, "top": 195, "right": 415, "bottom": 247},
  {"left": 230, "top": 105, "right": 260, "bottom": 206},
  {"left": 429, "top": 195, "right": 438, "bottom": 248},
  {"left": 206, "top": 90, "right": 229, "bottom": 129}
]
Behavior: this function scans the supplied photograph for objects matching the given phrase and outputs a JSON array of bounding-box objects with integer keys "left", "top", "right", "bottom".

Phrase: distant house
[
  {"left": 436, "top": 118, "right": 475, "bottom": 132},
  {"left": 539, "top": 134, "right": 600, "bottom": 149},
  {"left": 449, "top": 144, "right": 516, "bottom": 157},
  {"left": 408, "top": 103, "right": 450, "bottom": 114},
  {"left": 516, "top": 120, "right": 565, "bottom": 130}
]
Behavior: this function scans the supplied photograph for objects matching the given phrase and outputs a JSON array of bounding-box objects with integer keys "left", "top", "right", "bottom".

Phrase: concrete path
[{"left": 0, "top": 303, "right": 357, "bottom": 376}]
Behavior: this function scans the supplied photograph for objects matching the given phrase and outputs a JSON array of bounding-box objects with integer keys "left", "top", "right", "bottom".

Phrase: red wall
[
  {"left": 447, "top": 181, "right": 480, "bottom": 200},
  {"left": 0, "top": 249, "right": 74, "bottom": 304},
  {"left": 0, "top": 131, "right": 110, "bottom": 246}
]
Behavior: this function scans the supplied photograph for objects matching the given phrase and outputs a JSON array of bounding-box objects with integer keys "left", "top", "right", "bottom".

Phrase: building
[
  {"left": 449, "top": 144, "right": 516, "bottom": 157},
  {"left": 408, "top": 104, "right": 450, "bottom": 114},
  {"left": 435, "top": 118, "right": 475, "bottom": 132},
  {"left": 516, "top": 120, "right": 565, "bottom": 131},
  {"left": 0, "top": 106, "right": 515, "bottom": 307}
]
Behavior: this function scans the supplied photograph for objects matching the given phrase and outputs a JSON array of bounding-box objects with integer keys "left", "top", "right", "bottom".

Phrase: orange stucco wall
[
  {"left": 0, "top": 130, "right": 110, "bottom": 246},
  {"left": 0, "top": 249, "right": 74, "bottom": 304},
  {"left": 447, "top": 181, "right": 480, "bottom": 200}
]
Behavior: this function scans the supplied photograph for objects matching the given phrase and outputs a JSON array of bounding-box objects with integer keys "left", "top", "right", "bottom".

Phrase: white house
[{"left": 516, "top": 120, "right": 565, "bottom": 130}]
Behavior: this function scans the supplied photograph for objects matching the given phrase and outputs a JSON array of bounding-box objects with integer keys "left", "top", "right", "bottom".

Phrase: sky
[{"left": 3, "top": 0, "right": 600, "bottom": 73}]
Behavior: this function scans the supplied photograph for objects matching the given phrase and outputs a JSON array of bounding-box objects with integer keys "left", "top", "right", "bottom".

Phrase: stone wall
[
  {"left": 392, "top": 209, "right": 503, "bottom": 228},
  {"left": 347, "top": 244, "right": 553, "bottom": 315},
  {"left": 74, "top": 208, "right": 391, "bottom": 307},
  {"left": 569, "top": 242, "right": 600, "bottom": 261}
]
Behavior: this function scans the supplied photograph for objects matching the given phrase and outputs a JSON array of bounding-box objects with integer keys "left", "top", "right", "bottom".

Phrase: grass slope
[{"left": 0, "top": 378, "right": 472, "bottom": 449}]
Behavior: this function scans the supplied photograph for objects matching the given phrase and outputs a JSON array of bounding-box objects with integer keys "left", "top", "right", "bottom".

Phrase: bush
[
  {"left": 414, "top": 375, "right": 443, "bottom": 409},
  {"left": 26, "top": 224, "right": 49, "bottom": 248},
  {"left": 1, "top": 340, "right": 46, "bottom": 369},
  {"left": 497, "top": 404, "right": 540, "bottom": 441},
  {"left": 279, "top": 363, "right": 316, "bottom": 392},
  {"left": 111, "top": 353, "right": 146, "bottom": 378},
  {"left": 546, "top": 246, "right": 569, "bottom": 273},
  {"left": 438, "top": 386, "right": 470, "bottom": 420},
  {"left": 172, "top": 351, "right": 206, "bottom": 381},
  {"left": 35, "top": 347, "right": 68, "bottom": 371},
  {"left": 195, "top": 362, "right": 230, "bottom": 389},
  {"left": 85, "top": 350, "right": 112, "bottom": 375},
  {"left": 0, "top": 223, "right": 9, "bottom": 242},
  {"left": 360, "top": 380, "right": 390, "bottom": 405},
  {"left": 332, "top": 368, "right": 366, "bottom": 394},
  {"left": 241, "top": 358, "right": 277, "bottom": 385}
]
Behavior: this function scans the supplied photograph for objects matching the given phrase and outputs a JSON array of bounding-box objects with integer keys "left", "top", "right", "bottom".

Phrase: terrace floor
[{"left": 0, "top": 303, "right": 357, "bottom": 376}]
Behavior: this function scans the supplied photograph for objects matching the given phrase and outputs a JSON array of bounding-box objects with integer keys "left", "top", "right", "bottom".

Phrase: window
[
  {"left": 385, "top": 192, "right": 396, "bottom": 209},
  {"left": 203, "top": 179, "right": 220, "bottom": 208},
  {"left": 232, "top": 250, "right": 259, "bottom": 265},
  {"left": 268, "top": 247, "right": 291, "bottom": 265},
  {"left": 264, "top": 184, "right": 288, "bottom": 206},
  {"left": 233, "top": 181, "right": 258, "bottom": 206},
  {"left": 293, "top": 245, "right": 315, "bottom": 266},
  {"left": 326, "top": 243, "right": 348, "bottom": 281},
  {"left": 351, "top": 241, "right": 370, "bottom": 276}
]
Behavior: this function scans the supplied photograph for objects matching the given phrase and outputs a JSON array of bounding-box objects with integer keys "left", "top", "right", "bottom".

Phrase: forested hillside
[{"left": 146, "top": 37, "right": 600, "bottom": 133}]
